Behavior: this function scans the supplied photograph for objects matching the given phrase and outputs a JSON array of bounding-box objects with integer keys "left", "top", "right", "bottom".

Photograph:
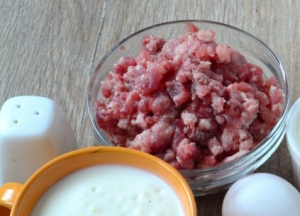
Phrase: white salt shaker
[
  {"left": 286, "top": 98, "right": 300, "bottom": 191},
  {"left": 0, "top": 96, "right": 77, "bottom": 185}
]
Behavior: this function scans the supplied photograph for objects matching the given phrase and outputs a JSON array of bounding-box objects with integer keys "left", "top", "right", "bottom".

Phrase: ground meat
[{"left": 95, "top": 25, "right": 285, "bottom": 169}]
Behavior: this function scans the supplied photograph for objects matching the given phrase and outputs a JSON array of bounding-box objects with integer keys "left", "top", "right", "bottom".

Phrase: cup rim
[
  {"left": 286, "top": 98, "right": 300, "bottom": 165},
  {"left": 86, "top": 20, "right": 290, "bottom": 174},
  {"left": 11, "top": 146, "right": 196, "bottom": 215}
]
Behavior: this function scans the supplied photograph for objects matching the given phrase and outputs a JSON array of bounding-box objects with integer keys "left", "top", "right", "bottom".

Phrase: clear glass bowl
[{"left": 87, "top": 20, "right": 290, "bottom": 196}]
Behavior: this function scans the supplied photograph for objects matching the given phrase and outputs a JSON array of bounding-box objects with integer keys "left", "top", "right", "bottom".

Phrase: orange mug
[{"left": 0, "top": 146, "right": 196, "bottom": 216}]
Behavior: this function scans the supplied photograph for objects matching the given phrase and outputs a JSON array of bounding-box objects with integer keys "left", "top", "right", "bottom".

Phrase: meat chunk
[
  {"left": 95, "top": 25, "right": 285, "bottom": 169},
  {"left": 130, "top": 117, "right": 175, "bottom": 154},
  {"left": 176, "top": 138, "right": 201, "bottom": 169}
]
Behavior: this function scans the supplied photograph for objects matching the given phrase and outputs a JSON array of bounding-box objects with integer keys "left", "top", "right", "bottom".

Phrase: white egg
[{"left": 222, "top": 173, "right": 300, "bottom": 216}]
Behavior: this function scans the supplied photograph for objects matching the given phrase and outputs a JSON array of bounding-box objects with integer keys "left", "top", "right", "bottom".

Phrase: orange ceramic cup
[{"left": 0, "top": 146, "right": 196, "bottom": 216}]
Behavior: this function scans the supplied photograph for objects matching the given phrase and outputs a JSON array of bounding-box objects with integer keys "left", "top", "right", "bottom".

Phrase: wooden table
[{"left": 0, "top": 0, "right": 299, "bottom": 215}]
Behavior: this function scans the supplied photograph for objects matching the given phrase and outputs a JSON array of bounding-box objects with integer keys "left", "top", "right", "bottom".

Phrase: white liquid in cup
[{"left": 31, "top": 165, "right": 185, "bottom": 216}]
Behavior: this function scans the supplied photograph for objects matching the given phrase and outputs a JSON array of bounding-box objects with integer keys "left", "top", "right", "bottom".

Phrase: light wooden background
[{"left": 0, "top": 0, "right": 299, "bottom": 215}]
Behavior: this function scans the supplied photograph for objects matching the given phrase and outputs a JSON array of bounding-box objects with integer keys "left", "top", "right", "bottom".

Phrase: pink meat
[
  {"left": 95, "top": 26, "right": 285, "bottom": 169},
  {"left": 176, "top": 138, "right": 201, "bottom": 169},
  {"left": 166, "top": 80, "right": 191, "bottom": 106}
]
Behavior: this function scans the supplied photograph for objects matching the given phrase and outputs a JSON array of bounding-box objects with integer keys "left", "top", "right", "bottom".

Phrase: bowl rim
[{"left": 87, "top": 19, "right": 291, "bottom": 174}]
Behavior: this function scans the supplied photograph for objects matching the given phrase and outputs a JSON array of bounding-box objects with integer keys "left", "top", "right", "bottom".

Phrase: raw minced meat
[{"left": 94, "top": 26, "right": 284, "bottom": 169}]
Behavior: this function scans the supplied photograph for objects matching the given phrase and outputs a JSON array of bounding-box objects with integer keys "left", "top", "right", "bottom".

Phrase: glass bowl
[{"left": 87, "top": 20, "right": 290, "bottom": 196}]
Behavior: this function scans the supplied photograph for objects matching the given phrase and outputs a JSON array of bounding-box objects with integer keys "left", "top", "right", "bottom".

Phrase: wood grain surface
[{"left": 0, "top": 0, "right": 299, "bottom": 215}]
